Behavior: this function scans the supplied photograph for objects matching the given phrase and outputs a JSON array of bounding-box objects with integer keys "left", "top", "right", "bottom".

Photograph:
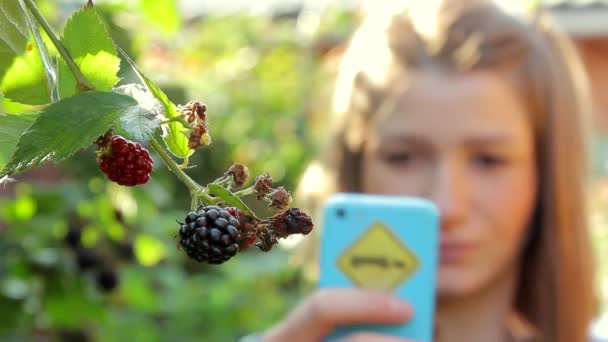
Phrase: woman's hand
[{"left": 261, "top": 288, "right": 416, "bottom": 342}]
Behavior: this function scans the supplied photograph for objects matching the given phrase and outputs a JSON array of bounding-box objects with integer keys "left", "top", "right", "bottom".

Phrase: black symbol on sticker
[{"left": 351, "top": 255, "right": 407, "bottom": 269}]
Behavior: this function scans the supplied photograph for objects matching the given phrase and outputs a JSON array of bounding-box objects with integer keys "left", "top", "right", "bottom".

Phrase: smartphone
[{"left": 318, "top": 193, "right": 439, "bottom": 342}]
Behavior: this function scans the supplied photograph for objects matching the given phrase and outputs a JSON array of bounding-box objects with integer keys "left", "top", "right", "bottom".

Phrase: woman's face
[{"left": 361, "top": 71, "right": 537, "bottom": 298}]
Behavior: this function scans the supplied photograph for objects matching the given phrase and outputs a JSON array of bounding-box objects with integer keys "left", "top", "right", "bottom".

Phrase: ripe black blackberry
[
  {"left": 64, "top": 228, "right": 81, "bottom": 249},
  {"left": 177, "top": 206, "right": 243, "bottom": 264},
  {"left": 76, "top": 248, "right": 101, "bottom": 271},
  {"left": 96, "top": 269, "right": 119, "bottom": 292}
]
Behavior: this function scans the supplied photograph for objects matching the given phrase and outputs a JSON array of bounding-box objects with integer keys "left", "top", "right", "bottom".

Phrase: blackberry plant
[{"left": 0, "top": 0, "right": 313, "bottom": 266}]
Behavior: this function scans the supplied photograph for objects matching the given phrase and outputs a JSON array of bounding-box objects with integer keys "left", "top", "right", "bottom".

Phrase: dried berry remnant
[
  {"left": 268, "top": 187, "right": 292, "bottom": 210},
  {"left": 225, "top": 163, "right": 249, "bottom": 188},
  {"left": 181, "top": 100, "right": 207, "bottom": 123},
  {"left": 267, "top": 208, "right": 314, "bottom": 238},
  {"left": 96, "top": 134, "right": 153, "bottom": 186},
  {"left": 253, "top": 173, "right": 273, "bottom": 200},
  {"left": 177, "top": 206, "right": 247, "bottom": 264},
  {"left": 188, "top": 123, "right": 211, "bottom": 150},
  {"left": 181, "top": 100, "right": 211, "bottom": 150}
]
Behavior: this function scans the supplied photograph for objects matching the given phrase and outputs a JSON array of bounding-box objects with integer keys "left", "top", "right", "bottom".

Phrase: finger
[
  {"left": 338, "top": 332, "right": 418, "bottom": 342},
  {"left": 263, "top": 288, "right": 413, "bottom": 342}
]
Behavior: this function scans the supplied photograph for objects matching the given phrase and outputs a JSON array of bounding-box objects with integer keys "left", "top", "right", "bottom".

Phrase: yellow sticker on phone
[{"left": 337, "top": 221, "right": 419, "bottom": 291}]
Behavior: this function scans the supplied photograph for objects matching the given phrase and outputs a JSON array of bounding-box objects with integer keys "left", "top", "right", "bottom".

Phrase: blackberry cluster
[
  {"left": 178, "top": 206, "right": 244, "bottom": 264},
  {"left": 62, "top": 216, "right": 126, "bottom": 293},
  {"left": 96, "top": 134, "right": 153, "bottom": 186}
]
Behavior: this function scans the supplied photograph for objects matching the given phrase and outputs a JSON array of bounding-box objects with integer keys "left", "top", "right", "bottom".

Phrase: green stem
[
  {"left": 23, "top": 0, "right": 95, "bottom": 91},
  {"left": 233, "top": 186, "right": 255, "bottom": 198},
  {"left": 211, "top": 175, "right": 231, "bottom": 186},
  {"left": 161, "top": 116, "right": 190, "bottom": 127},
  {"left": 149, "top": 137, "right": 201, "bottom": 193},
  {"left": 194, "top": 191, "right": 221, "bottom": 205}
]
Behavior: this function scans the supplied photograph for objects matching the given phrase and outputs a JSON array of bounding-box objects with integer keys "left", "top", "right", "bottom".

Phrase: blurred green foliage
[{"left": 0, "top": 0, "right": 357, "bottom": 340}]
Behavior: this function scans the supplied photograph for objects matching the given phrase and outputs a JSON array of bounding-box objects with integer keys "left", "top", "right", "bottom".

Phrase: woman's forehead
[{"left": 370, "top": 71, "right": 532, "bottom": 142}]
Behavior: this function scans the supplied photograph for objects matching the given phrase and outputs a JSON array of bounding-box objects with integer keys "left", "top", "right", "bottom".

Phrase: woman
[{"left": 251, "top": 0, "right": 602, "bottom": 341}]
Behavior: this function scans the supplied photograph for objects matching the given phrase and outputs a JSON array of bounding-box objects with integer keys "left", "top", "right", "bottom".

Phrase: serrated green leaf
[
  {"left": 0, "top": 39, "right": 48, "bottom": 104},
  {"left": 207, "top": 183, "right": 259, "bottom": 220},
  {"left": 57, "top": 6, "right": 120, "bottom": 98},
  {"left": 0, "top": 91, "right": 138, "bottom": 177},
  {"left": 140, "top": 0, "right": 181, "bottom": 36},
  {"left": 0, "top": 0, "right": 29, "bottom": 76},
  {"left": 113, "top": 83, "right": 162, "bottom": 141},
  {"left": 0, "top": 113, "right": 37, "bottom": 170},
  {"left": 116, "top": 47, "right": 192, "bottom": 158}
]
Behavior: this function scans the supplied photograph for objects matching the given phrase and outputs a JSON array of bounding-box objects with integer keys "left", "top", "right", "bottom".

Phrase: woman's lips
[{"left": 439, "top": 241, "right": 475, "bottom": 263}]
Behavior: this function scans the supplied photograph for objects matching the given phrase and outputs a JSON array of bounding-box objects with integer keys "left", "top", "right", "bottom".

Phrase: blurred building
[
  {"left": 180, "top": 0, "right": 608, "bottom": 131},
  {"left": 546, "top": 1, "right": 608, "bottom": 132}
]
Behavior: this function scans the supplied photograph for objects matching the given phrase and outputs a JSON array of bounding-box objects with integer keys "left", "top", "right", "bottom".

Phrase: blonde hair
[{"left": 298, "top": 1, "right": 596, "bottom": 341}]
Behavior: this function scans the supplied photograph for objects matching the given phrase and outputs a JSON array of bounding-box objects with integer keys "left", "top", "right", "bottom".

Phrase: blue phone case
[{"left": 318, "top": 193, "right": 439, "bottom": 342}]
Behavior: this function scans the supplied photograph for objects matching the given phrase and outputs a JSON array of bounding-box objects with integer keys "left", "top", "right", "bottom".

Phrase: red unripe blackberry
[
  {"left": 178, "top": 206, "right": 243, "bottom": 264},
  {"left": 97, "top": 135, "right": 153, "bottom": 186}
]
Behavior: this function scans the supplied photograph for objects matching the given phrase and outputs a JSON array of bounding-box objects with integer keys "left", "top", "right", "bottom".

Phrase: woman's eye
[
  {"left": 381, "top": 152, "right": 414, "bottom": 166},
  {"left": 474, "top": 154, "right": 505, "bottom": 168}
]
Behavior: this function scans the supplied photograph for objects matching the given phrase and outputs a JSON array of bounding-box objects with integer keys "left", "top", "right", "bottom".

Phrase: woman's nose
[{"left": 429, "top": 160, "right": 469, "bottom": 230}]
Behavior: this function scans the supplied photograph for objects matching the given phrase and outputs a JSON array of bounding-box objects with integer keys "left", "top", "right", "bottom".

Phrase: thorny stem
[
  {"left": 24, "top": 0, "right": 95, "bottom": 92},
  {"left": 149, "top": 137, "right": 202, "bottom": 193}
]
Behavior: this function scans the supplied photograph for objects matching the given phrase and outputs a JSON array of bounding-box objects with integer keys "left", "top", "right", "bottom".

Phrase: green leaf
[
  {"left": 146, "top": 80, "right": 192, "bottom": 158},
  {"left": 0, "top": 38, "right": 49, "bottom": 104},
  {"left": 0, "top": 91, "right": 139, "bottom": 177},
  {"left": 113, "top": 83, "right": 161, "bottom": 141},
  {"left": 140, "top": 0, "right": 181, "bottom": 36},
  {"left": 116, "top": 47, "right": 192, "bottom": 158},
  {"left": 57, "top": 6, "right": 120, "bottom": 98},
  {"left": 0, "top": 113, "right": 37, "bottom": 170},
  {"left": 207, "top": 183, "right": 259, "bottom": 220},
  {"left": 0, "top": 0, "right": 29, "bottom": 77}
]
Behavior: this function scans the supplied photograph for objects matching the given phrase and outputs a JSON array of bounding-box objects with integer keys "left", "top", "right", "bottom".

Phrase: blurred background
[{"left": 1, "top": 0, "right": 608, "bottom": 341}]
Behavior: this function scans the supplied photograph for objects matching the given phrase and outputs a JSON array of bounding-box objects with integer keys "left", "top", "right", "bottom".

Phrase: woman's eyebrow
[
  {"left": 461, "top": 134, "right": 517, "bottom": 146},
  {"left": 379, "top": 133, "right": 516, "bottom": 144},
  {"left": 378, "top": 135, "right": 428, "bottom": 146}
]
